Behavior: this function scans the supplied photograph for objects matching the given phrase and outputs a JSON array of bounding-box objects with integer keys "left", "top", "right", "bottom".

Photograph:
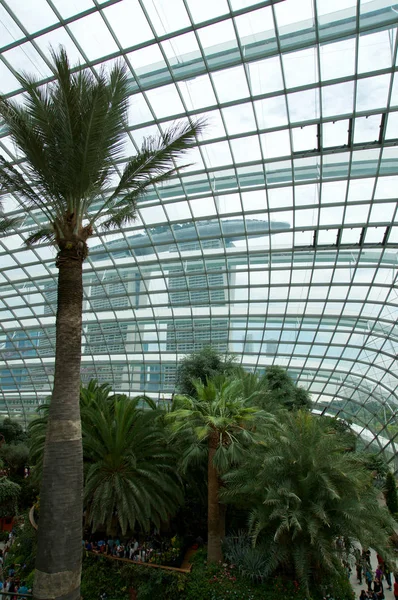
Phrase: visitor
[
  {"left": 394, "top": 575, "right": 398, "bottom": 600},
  {"left": 365, "top": 567, "right": 373, "bottom": 592},
  {"left": 18, "top": 581, "right": 29, "bottom": 600},
  {"left": 355, "top": 548, "right": 363, "bottom": 584},
  {"left": 8, "top": 579, "right": 17, "bottom": 600},
  {"left": 343, "top": 560, "right": 352, "bottom": 579},
  {"left": 373, "top": 577, "right": 384, "bottom": 599},
  {"left": 129, "top": 538, "right": 139, "bottom": 559},
  {"left": 107, "top": 537, "right": 114, "bottom": 555},
  {"left": 375, "top": 564, "right": 383, "bottom": 581},
  {"left": 359, "top": 591, "right": 369, "bottom": 600},
  {"left": 384, "top": 562, "right": 392, "bottom": 591},
  {"left": 8, "top": 564, "right": 15, "bottom": 578}
]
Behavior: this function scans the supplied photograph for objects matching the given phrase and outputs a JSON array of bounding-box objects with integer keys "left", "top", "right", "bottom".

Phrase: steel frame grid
[{"left": 0, "top": 0, "right": 398, "bottom": 466}]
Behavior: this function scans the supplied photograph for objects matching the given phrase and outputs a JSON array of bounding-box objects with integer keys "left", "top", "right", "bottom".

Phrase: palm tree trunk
[
  {"left": 207, "top": 433, "right": 222, "bottom": 563},
  {"left": 219, "top": 502, "right": 226, "bottom": 541},
  {"left": 33, "top": 253, "right": 84, "bottom": 600}
]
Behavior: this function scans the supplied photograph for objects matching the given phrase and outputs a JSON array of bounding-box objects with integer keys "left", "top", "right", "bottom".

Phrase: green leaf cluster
[
  {"left": 222, "top": 411, "right": 395, "bottom": 592},
  {"left": 385, "top": 471, "right": 398, "bottom": 515},
  {"left": 29, "top": 380, "right": 182, "bottom": 534},
  {"left": 0, "top": 476, "right": 21, "bottom": 518},
  {"left": 176, "top": 346, "right": 237, "bottom": 398},
  {"left": 0, "top": 48, "right": 205, "bottom": 250}
]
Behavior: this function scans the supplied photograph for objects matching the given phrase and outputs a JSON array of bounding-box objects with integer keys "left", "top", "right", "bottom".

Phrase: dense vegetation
[{"left": 1, "top": 352, "right": 395, "bottom": 599}]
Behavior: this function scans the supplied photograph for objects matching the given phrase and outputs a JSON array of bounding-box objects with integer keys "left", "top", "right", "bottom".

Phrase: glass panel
[
  {"left": 102, "top": 0, "right": 154, "bottom": 47},
  {"left": 223, "top": 103, "right": 256, "bottom": 135},
  {"left": 146, "top": 84, "right": 185, "bottom": 118},
  {"left": 254, "top": 97, "right": 288, "bottom": 129},
  {"left": 68, "top": 13, "right": 119, "bottom": 59},
  {"left": 353, "top": 115, "right": 382, "bottom": 144},
  {"left": 358, "top": 30, "right": 393, "bottom": 74},
  {"left": 141, "top": 0, "right": 190, "bottom": 35},
  {"left": 320, "top": 38, "right": 356, "bottom": 80},
  {"left": 6, "top": 0, "right": 57, "bottom": 33},
  {"left": 235, "top": 6, "right": 275, "bottom": 41},
  {"left": 212, "top": 65, "right": 250, "bottom": 102},
  {"left": 248, "top": 56, "right": 284, "bottom": 96},
  {"left": 323, "top": 120, "right": 349, "bottom": 147},
  {"left": 178, "top": 74, "right": 217, "bottom": 111},
  {"left": 356, "top": 75, "right": 391, "bottom": 112},
  {"left": 185, "top": 0, "right": 229, "bottom": 23},
  {"left": 231, "top": 135, "right": 262, "bottom": 164},
  {"left": 283, "top": 48, "right": 318, "bottom": 88},
  {"left": 260, "top": 129, "right": 291, "bottom": 159},
  {"left": 0, "top": 4, "right": 23, "bottom": 47},
  {"left": 292, "top": 125, "right": 318, "bottom": 152},
  {"left": 322, "top": 82, "right": 354, "bottom": 117}
]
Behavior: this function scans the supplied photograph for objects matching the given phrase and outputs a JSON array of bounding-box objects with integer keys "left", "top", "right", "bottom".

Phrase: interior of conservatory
[{"left": 0, "top": 0, "right": 398, "bottom": 599}]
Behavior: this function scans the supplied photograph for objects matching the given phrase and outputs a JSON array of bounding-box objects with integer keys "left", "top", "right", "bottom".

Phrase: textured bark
[
  {"left": 207, "top": 433, "right": 222, "bottom": 563},
  {"left": 219, "top": 502, "right": 226, "bottom": 541},
  {"left": 33, "top": 251, "right": 84, "bottom": 600}
]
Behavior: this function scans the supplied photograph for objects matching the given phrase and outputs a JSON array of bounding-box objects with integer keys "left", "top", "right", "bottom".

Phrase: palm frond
[
  {"left": 0, "top": 215, "right": 23, "bottom": 234},
  {"left": 0, "top": 155, "right": 55, "bottom": 222},
  {"left": 25, "top": 226, "right": 56, "bottom": 246},
  {"left": 91, "top": 118, "right": 206, "bottom": 226}
]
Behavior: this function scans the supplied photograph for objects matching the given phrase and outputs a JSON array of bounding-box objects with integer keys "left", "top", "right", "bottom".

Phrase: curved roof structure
[{"left": 0, "top": 0, "right": 398, "bottom": 464}]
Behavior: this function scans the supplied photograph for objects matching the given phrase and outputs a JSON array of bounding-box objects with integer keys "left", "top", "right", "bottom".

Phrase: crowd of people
[
  {"left": 354, "top": 549, "right": 397, "bottom": 600},
  {"left": 84, "top": 533, "right": 175, "bottom": 564}
]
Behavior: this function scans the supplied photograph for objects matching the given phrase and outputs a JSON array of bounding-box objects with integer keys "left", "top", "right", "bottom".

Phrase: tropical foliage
[
  {"left": 222, "top": 410, "right": 395, "bottom": 592},
  {"left": 13, "top": 354, "right": 397, "bottom": 598},
  {"left": 385, "top": 471, "right": 398, "bottom": 515},
  {"left": 0, "top": 476, "right": 21, "bottom": 517},
  {"left": 262, "top": 365, "right": 312, "bottom": 411},
  {"left": 175, "top": 346, "right": 237, "bottom": 397},
  {"left": 167, "top": 376, "right": 273, "bottom": 562},
  {"left": 83, "top": 396, "right": 182, "bottom": 534},
  {"left": 29, "top": 381, "right": 182, "bottom": 534}
]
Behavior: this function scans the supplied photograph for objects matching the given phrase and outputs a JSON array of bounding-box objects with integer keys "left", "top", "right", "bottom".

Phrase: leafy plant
[
  {"left": 0, "top": 418, "right": 27, "bottom": 445},
  {"left": 222, "top": 411, "right": 395, "bottom": 593},
  {"left": 167, "top": 376, "right": 273, "bottom": 562},
  {"left": 385, "top": 471, "right": 398, "bottom": 515},
  {"left": 176, "top": 346, "right": 236, "bottom": 397},
  {"left": 0, "top": 477, "right": 21, "bottom": 517}
]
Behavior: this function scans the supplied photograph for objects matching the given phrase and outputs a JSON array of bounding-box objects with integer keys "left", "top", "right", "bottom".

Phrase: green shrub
[
  {"left": 385, "top": 471, "right": 398, "bottom": 515},
  {"left": 4, "top": 513, "right": 37, "bottom": 583}
]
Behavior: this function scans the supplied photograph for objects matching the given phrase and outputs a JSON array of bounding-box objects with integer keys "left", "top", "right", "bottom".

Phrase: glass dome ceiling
[{"left": 0, "top": 0, "right": 398, "bottom": 463}]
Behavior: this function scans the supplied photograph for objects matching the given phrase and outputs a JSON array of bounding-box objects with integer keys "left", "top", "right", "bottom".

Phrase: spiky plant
[
  {"left": 83, "top": 396, "right": 182, "bottom": 534},
  {"left": 0, "top": 47, "right": 204, "bottom": 600},
  {"left": 222, "top": 411, "right": 395, "bottom": 593}
]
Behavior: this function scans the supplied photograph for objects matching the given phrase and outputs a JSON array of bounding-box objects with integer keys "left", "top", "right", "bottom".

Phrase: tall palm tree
[
  {"left": 166, "top": 376, "right": 272, "bottom": 562},
  {"left": 222, "top": 411, "right": 395, "bottom": 592},
  {"left": 83, "top": 396, "right": 182, "bottom": 534},
  {"left": 0, "top": 48, "right": 204, "bottom": 600}
]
